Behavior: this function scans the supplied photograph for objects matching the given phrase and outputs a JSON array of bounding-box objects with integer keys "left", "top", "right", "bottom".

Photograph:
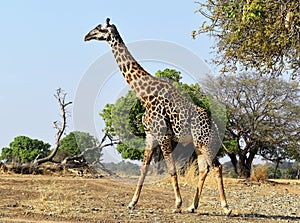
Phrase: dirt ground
[{"left": 0, "top": 172, "right": 299, "bottom": 223}]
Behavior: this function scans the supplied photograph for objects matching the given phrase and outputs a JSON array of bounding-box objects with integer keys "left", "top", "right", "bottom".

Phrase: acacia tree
[
  {"left": 207, "top": 72, "right": 300, "bottom": 178},
  {"left": 193, "top": 0, "right": 300, "bottom": 79}
]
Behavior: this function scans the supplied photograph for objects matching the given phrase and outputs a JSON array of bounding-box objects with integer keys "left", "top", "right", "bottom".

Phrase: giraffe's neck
[{"left": 109, "top": 37, "right": 153, "bottom": 97}]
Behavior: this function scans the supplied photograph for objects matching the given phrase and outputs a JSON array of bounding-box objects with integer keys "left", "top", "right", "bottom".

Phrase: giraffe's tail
[{"left": 221, "top": 143, "right": 230, "bottom": 154}]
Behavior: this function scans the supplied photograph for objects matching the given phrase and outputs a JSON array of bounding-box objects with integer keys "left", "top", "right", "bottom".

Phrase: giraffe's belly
[
  {"left": 173, "top": 133, "right": 193, "bottom": 144},
  {"left": 179, "top": 135, "right": 193, "bottom": 145}
]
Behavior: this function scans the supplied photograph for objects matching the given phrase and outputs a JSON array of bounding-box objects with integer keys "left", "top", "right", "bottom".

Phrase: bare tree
[
  {"left": 33, "top": 88, "right": 72, "bottom": 167},
  {"left": 33, "top": 89, "right": 121, "bottom": 176}
]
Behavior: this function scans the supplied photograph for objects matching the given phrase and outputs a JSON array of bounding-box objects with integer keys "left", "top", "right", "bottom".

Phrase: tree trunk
[
  {"left": 238, "top": 146, "right": 257, "bottom": 178},
  {"left": 227, "top": 152, "right": 238, "bottom": 174},
  {"left": 238, "top": 157, "right": 251, "bottom": 178},
  {"left": 273, "top": 158, "right": 280, "bottom": 179}
]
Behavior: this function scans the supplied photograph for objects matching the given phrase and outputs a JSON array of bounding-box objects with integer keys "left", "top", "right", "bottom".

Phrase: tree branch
[{"left": 61, "top": 131, "right": 121, "bottom": 167}]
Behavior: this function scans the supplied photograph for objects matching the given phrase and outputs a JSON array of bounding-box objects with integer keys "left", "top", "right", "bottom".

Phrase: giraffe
[{"left": 84, "top": 18, "right": 232, "bottom": 215}]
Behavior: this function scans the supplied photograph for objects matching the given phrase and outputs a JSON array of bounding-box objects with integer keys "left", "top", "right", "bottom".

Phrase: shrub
[
  {"left": 228, "top": 169, "right": 238, "bottom": 178},
  {"left": 251, "top": 165, "right": 268, "bottom": 182}
]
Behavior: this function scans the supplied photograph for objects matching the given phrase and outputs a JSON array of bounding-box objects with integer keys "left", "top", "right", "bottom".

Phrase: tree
[
  {"left": 58, "top": 132, "right": 80, "bottom": 156},
  {"left": 58, "top": 131, "right": 99, "bottom": 163},
  {"left": 207, "top": 72, "right": 300, "bottom": 178},
  {"left": 100, "top": 68, "right": 226, "bottom": 162},
  {"left": 266, "top": 166, "right": 282, "bottom": 179},
  {"left": 1, "top": 136, "right": 50, "bottom": 163},
  {"left": 32, "top": 89, "right": 115, "bottom": 171},
  {"left": 193, "top": 0, "right": 300, "bottom": 79},
  {"left": 259, "top": 140, "right": 299, "bottom": 179}
]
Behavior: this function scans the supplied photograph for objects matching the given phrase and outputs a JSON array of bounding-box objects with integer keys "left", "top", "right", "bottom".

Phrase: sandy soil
[{"left": 0, "top": 173, "right": 299, "bottom": 223}]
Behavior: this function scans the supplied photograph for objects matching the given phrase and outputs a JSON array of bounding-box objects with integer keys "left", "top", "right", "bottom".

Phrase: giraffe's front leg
[{"left": 128, "top": 148, "right": 155, "bottom": 209}]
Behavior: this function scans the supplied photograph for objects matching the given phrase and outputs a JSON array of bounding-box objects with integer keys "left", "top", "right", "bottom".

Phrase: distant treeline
[{"left": 224, "top": 161, "right": 300, "bottom": 179}]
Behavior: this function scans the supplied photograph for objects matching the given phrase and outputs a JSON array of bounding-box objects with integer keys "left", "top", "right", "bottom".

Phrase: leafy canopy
[
  {"left": 1, "top": 136, "right": 50, "bottom": 163},
  {"left": 59, "top": 131, "right": 99, "bottom": 162},
  {"left": 194, "top": 0, "right": 300, "bottom": 79}
]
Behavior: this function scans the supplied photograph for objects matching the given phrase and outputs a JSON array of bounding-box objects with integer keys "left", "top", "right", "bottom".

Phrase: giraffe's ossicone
[{"left": 84, "top": 18, "right": 231, "bottom": 215}]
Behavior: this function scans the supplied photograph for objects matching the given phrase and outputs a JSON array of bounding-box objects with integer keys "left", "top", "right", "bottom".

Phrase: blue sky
[{"left": 0, "top": 1, "right": 213, "bottom": 153}]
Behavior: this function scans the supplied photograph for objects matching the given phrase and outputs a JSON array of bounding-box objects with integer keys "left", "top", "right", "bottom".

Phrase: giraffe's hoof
[
  {"left": 172, "top": 208, "right": 182, "bottom": 214},
  {"left": 172, "top": 207, "right": 181, "bottom": 214},
  {"left": 185, "top": 206, "right": 195, "bottom": 213},
  {"left": 127, "top": 203, "right": 136, "bottom": 210},
  {"left": 224, "top": 208, "right": 232, "bottom": 216}
]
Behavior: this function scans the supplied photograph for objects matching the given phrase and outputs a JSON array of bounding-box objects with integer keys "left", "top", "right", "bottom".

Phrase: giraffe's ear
[{"left": 106, "top": 18, "right": 111, "bottom": 26}]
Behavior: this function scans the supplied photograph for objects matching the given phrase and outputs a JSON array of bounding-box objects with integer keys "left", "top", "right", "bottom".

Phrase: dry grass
[
  {"left": 0, "top": 173, "right": 299, "bottom": 222},
  {"left": 250, "top": 165, "right": 269, "bottom": 182},
  {"left": 179, "top": 161, "right": 223, "bottom": 187},
  {"left": 180, "top": 161, "right": 198, "bottom": 186},
  {"left": 33, "top": 180, "right": 75, "bottom": 215}
]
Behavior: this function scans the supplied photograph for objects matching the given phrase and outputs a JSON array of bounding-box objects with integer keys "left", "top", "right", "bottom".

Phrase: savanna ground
[{"left": 0, "top": 170, "right": 299, "bottom": 223}]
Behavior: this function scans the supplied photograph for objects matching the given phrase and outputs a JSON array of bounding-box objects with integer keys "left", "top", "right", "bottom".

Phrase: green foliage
[
  {"left": 59, "top": 132, "right": 80, "bottom": 156},
  {"left": 284, "top": 168, "right": 297, "bottom": 179},
  {"left": 1, "top": 136, "right": 50, "bottom": 163},
  {"left": 59, "top": 131, "right": 99, "bottom": 162},
  {"left": 223, "top": 139, "right": 239, "bottom": 154},
  {"left": 101, "top": 104, "right": 116, "bottom": 136},
  {"left": 1, "top": 147, "right": 12, "bottom": 162},
  {"left": 128, "top": 95, "right": 146, "bottom": 137},
  {"left": 194, "top": 0, "right": 300, "bottom": 79},
  {"left": 266, "top": 166, "right": 282, "bottom": 179},
  {"left": 116, "top": 144, "right": 144, "bottom": 160},
  {"left": 155, "top": 68, "right": 182, "bottom": 83},
  {"left": 270, "top": 161, "right": 299, "bottom": 179}
]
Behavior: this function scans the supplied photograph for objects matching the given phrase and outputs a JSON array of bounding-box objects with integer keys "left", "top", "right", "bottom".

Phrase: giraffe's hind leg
[
  {"left": 212, "top": 159, "right": 232, "bottom": 216},
  {"left": 186, "top": 154, "right": 209, "bottom": 213},
  {"left": 160, "top": 141, "right": 182, "bottom": 213}
]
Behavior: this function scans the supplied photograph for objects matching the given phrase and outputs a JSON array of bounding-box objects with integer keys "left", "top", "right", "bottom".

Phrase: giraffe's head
[{"left": 84, "top": 18, "right": 120, "bottom": 43}]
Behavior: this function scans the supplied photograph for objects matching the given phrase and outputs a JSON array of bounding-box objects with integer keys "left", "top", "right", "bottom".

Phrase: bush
[
  {"left": 266, "top": 166, "right": 282, "bottom": 179},
  {"left": 251, "top": 165, "right": 268, "bottom": 182}
]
